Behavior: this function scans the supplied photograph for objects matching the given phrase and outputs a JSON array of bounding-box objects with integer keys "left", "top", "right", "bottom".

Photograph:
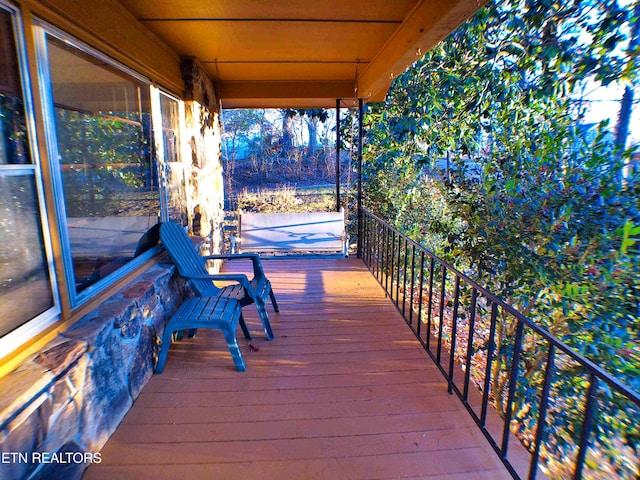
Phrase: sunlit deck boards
[{"left": 84, "top": 257, "right": 511, "bottom": 480}]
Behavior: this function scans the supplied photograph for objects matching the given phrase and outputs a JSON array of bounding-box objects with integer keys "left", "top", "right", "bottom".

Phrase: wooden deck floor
[{"left": 84, "top": 258, "right": 512, "bottom": 480}]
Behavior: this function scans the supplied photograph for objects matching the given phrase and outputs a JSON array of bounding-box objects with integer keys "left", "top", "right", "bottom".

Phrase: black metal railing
[{"left": 360, "top": 207, "right": 640, "bottom": 480}]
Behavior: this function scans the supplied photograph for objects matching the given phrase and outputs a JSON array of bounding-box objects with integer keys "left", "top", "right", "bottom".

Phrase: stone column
[{"left": 180, "top": 57, "right": 224, "bottom": 256}]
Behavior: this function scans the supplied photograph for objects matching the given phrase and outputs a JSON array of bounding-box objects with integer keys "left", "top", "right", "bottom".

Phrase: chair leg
[
  {"left": 222, "top": 327, "right": 246, "bottom": 372},
  {"left": 269, "top": 288, "right": 280, "bottom": 313},
  {"left": 255, "top": 297, "right": 274, "bottom": 341},
  {"left": 155, "top": 326, "right": 176, "bottom": 374},
  {"left": 239, "top": 313, "right": 251, "bottom": 340}
]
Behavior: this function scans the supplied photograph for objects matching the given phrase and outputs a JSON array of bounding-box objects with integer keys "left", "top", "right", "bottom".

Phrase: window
[
  {"left": 158, "top": 91, "right": 187, "bottom": 224},
  {"left": 39, "top": 31, "right": 161, "bottom": 303},
  {"left": 0, "top": 3, "right": 58, "bottom": 348}
]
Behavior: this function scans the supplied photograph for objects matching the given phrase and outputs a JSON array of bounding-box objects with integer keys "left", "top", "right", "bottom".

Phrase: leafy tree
[{"left": 282, "top": 109, "right": 330, "bottom": 156}]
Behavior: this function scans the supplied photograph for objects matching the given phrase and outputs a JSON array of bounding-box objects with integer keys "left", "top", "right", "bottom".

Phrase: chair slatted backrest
[{"left": 160, "top": 222, "right": 219, "bottom": 296}]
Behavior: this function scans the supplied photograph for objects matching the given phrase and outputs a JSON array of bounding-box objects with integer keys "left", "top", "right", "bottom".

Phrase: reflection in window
[
  {"left": 46, "top": 36, "right": 159, "bottom": 294},
  {"left": 0, "top": 6, "right": 55, "bottom": 338},
  {"left": 159, "top": 92, "right": 187, "bottom": 224},
  {"left": 0, "top": 9, "right": 30, "bottom": 165}
]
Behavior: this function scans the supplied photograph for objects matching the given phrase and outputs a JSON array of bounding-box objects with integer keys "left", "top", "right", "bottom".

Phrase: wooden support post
[{"left": 336, "top": 99, "right": 341, "bottom": 212}]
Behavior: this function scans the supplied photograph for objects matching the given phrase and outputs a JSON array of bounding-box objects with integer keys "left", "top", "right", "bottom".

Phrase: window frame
[
  {"left": 152, "top": 87, "right": 188, "bottom": 224},
  {"left": 34, "top": 20, "right": 166, "bottom": 308},
  {"left": 0, "top": 0, "right": 61, "bottom": 357}
]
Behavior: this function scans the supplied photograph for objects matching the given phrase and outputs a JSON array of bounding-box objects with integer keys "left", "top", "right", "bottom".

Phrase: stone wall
[
  {"left": 179, "top": 57, "right": 225, "bottom": 257},
  {"left": 0, "top": 262, "right": 184, "bottom": 480}
]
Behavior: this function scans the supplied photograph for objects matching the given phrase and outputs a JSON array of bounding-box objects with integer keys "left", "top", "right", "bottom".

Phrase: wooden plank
[
  {"left": 87, "top": 451, "right": 511, "bottom": 480},
  {"left": 98, "top": 429, "right": 494, "bottom": 465}
]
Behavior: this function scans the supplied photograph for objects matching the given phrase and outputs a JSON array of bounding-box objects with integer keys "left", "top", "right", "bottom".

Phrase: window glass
[
  {"left": 0, "top": 8, "right": 30, "bottom": 165},
  {"left": 46, "top": 36, "right": 159, "bottom": 295},
  {"left": 0, "top": 6, "right": 55, "bottom": 338},
  {"left": 159, "top": 92, "right": 186, "bottom": 223},
  {"left": 160, "top": 92, "right": 180, "bottom": 163}
]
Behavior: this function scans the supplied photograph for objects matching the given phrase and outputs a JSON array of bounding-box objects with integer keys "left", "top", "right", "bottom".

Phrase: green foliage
[{"left": 362, "top": 0, "right": 639, "bottom": 476}]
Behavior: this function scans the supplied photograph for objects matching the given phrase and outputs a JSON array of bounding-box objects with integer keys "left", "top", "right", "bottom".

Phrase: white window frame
[{"left": 0, "top": 0, "right": 61, "bottom": 358}]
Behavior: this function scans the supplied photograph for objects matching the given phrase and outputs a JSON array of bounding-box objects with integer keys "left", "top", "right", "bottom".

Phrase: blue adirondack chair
[
  {"left": 155, "top": 295, "right": 249, "bottom": 373},
  {"left": 160, "top": 221, "right": 277, "bottom": 340}
]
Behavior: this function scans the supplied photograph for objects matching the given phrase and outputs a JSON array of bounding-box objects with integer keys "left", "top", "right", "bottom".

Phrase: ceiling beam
[
  {"left": 357, "top": 0, "right": 489, "bottom": 102},
  {"left": 218, "top": 80, "right": 356, "bottom": 103}
]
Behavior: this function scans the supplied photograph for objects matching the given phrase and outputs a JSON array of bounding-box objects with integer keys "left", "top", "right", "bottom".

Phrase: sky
[
  {"left": 577, "top": 0, "right": 639, "bottom": 146},
  {"left": 580, "top": 82, "right": 639, "bottom": 146}
]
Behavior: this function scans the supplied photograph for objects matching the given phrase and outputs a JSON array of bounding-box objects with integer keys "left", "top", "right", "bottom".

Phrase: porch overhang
[{"left": 119, "top": 0, "right": 489, "bottom": 108}]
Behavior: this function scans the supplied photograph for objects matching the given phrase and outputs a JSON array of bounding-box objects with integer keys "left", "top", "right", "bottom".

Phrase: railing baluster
[
  {"left": 402, "top": 237, "right": 409, "bottom": 318},
  {"left": 426, "top": 257, "right": 435, "bottom": 349},
  {"left": 365, "top": 213, "right": 369, "bottom": 264},
  {"left": 385, "top": 227, "right": 391, "bottom": 294},
  {"left": 574, "top": 374, "right": 599, "bottom": 480},
  {"left": 409, "top": 243, "right": 416, "bottom": 326},
  {"left": 363, "top": 213, "right": 369, "bottom": 264},
  {"left": 368, "top": 214, "right": 373, "bottom": 265},
  {"left": 463, "top": 288, "right": 478, "bottom": 402},
  {"left": 481, "top": 301, "right": 499, "bottom": 428},
  {"left": 378, "top": 222, "right": 382, "bottom": 276},
  {"left": 371, "top": 216, "right": 376, "bottom": 275},
  {"left": 448, "top": 276, "right": 461, "bottom": 394},
  {"left": 375, "top": 220, "right": 381, "bottom": 279},
  {"left": 529, "top": 344, "right": 556, "bottom": 480},
  {"left": 436, "top": 265, "right": 447, "bottom": 363},
  {"left": 382, "top": 224, "right": 388, "bottom": 289},
  {"left": 395, "top": 231, "right": 400, "bottom": 302},
  {"left": 393, "top": 231, "right": 398, "bottom": 299},
  {"left": 501, "top": 318, "right": 525, "bottom": 457},
  {"left": 393, "top": 231, "right": 399, "bottom": 305},
  {"left": 391, "top": 232, "right": 400, "bottom": 307},
  {"left": 416, "top": 250, "right": 425, "bottom": 338}
]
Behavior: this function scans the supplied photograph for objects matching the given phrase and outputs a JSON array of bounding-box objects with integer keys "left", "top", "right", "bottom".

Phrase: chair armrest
[
  {"left": 203, "top": 253, "right": 265, "bottom": 279},
  {"left": 179, "top": 272, "right": 253, "bottom": 292},
  {"left": 203, "top": 253, "right": 259, "bottom": 261}
]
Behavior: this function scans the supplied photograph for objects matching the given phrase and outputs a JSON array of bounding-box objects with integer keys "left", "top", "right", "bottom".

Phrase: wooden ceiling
[{"left": 118, "top": 0, "right": 487, "bottom": 108}]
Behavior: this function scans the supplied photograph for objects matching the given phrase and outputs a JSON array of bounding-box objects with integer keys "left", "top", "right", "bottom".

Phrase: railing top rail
[{"left": 361, "top": 207, "right": 640, "bottom": 406}]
